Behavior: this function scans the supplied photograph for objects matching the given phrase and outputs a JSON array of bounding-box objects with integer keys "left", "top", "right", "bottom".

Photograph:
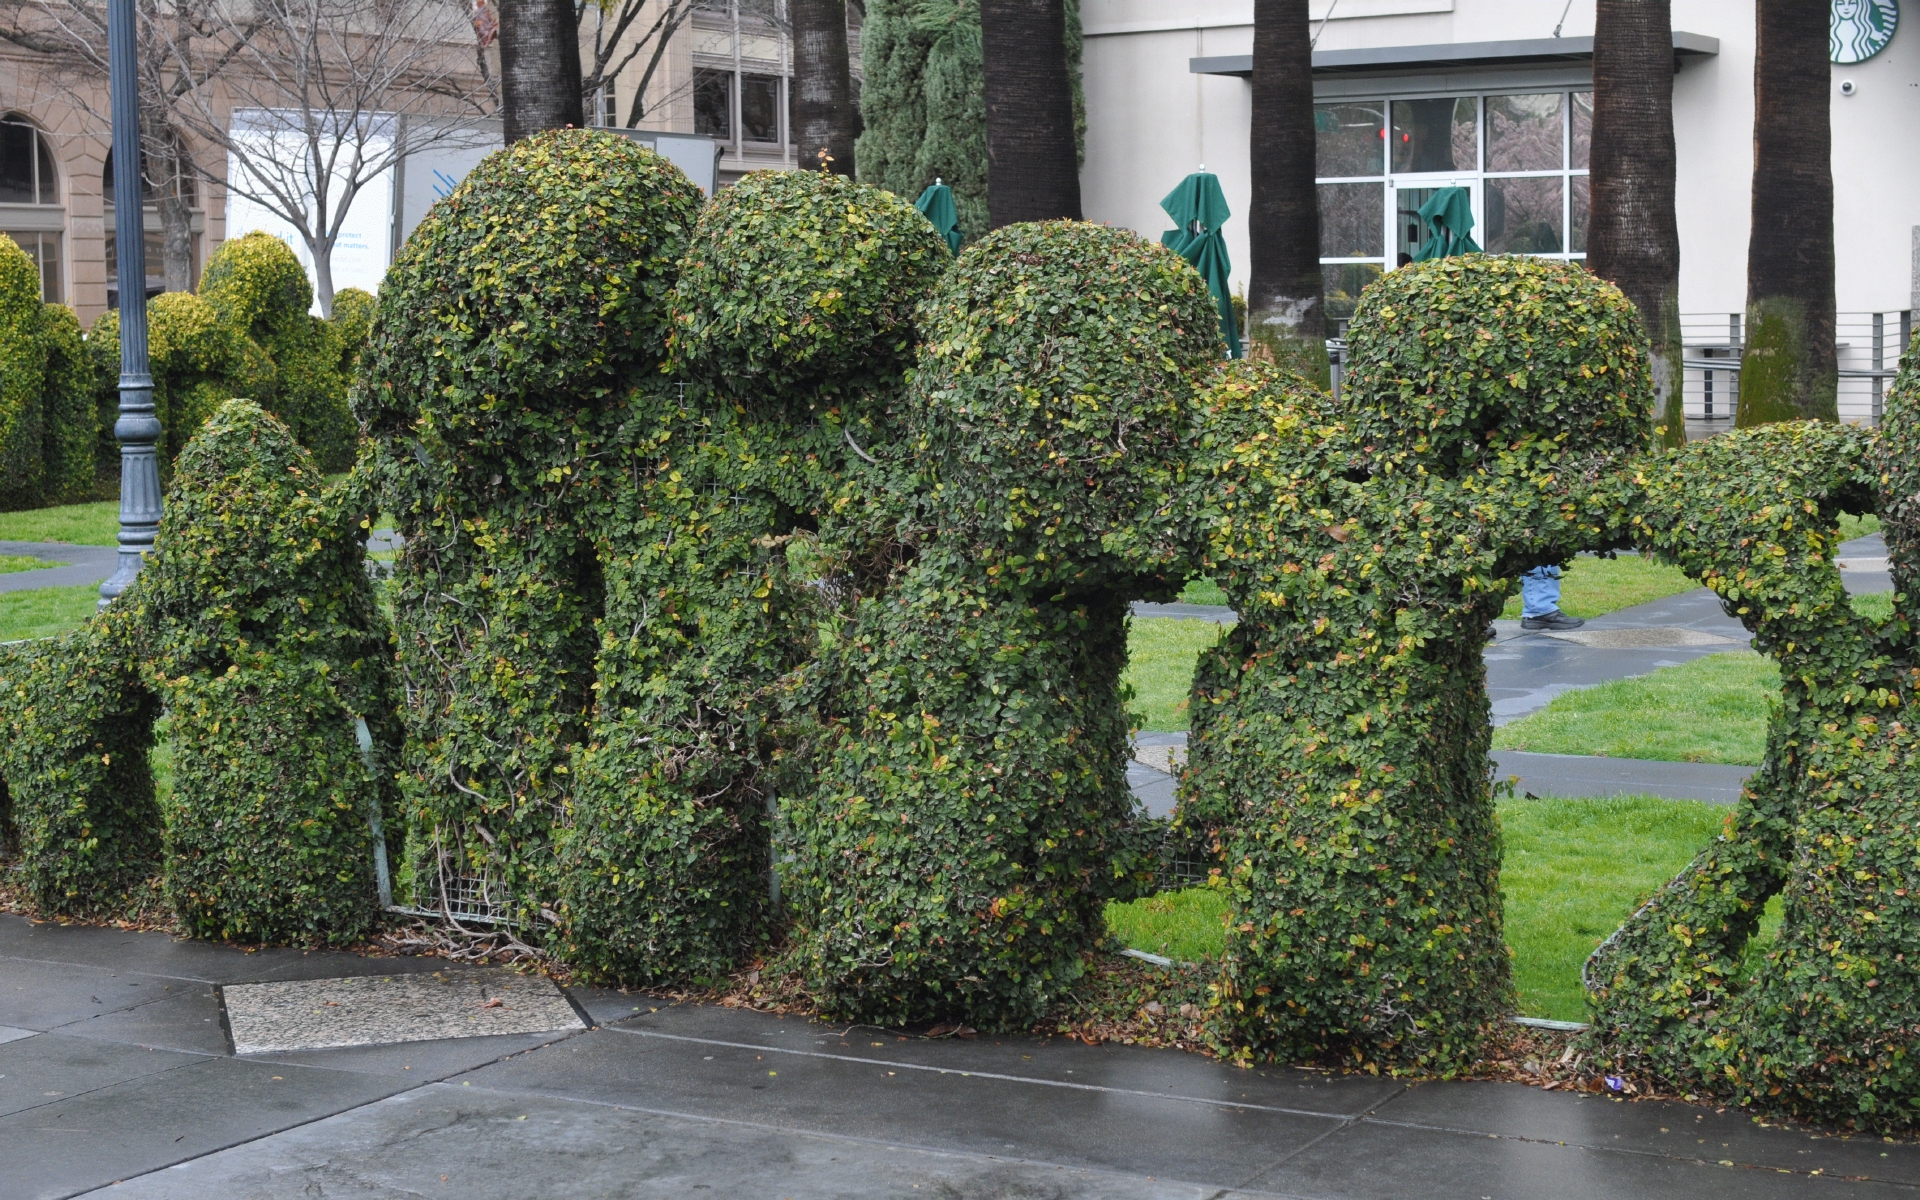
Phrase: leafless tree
[
  {"left": 161, "top": 0, "right": 496, "bottom": 313},
  {"left": 579, "top": 0, "right": 699, "bottom": 128}
]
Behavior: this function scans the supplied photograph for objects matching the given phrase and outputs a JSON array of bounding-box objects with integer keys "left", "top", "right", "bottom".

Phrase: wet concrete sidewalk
[{"left": 3, "top": 913, "right": 1916, "bottom": 1199}]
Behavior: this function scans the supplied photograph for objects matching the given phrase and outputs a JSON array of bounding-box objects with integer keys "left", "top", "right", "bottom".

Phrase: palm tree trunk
[
  {"left": 1246, "top": 0, "right": 1326, "bottom": 384},
  {"left": 499, "top": 0, "right": 585, "bottom": 145},
  {"left": 979, "top": 0, "right": 1081, "bottom": 227},
  {"left": 1738, "top": 0, "right": 1836, "bottom": 426},
  {"left": 792, "top": 0, "right": 859, "bottom": 176},
  {"left": 1588, "top": 0, "right": 1683, "bottom": 446}
]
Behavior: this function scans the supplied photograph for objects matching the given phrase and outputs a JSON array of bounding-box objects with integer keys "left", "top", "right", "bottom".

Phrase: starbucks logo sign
[{"left": 1832, "top": 0, "right": 1897, "bottom": 63}]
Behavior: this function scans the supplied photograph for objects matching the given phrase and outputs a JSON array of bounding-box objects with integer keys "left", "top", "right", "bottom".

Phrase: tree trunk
[
  {"left": 979, "top": 0, "right": 1080, "bottom": 227},
  {"left": 310, "top": 238, "right": 336, "bottom": 319},
  {"left": 792, "top": 0, "right": 859, "bottom": 176},
  {"left": 499, "top": 0, "right": 584, "bottom": 145},
  {"left": 1738, "top": 0, "right": 1836, "bottom": 426},
  {"left": 1588, "top": 0, "right": 1683, "bottom": 446},
  {"left": 1246, "top": 0, "right": 1325, "bottom": 383}
]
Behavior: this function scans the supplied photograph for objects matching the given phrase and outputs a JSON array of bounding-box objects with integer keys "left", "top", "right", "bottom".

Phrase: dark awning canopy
[{"left": 1190, "top": 31, "right": 1718, "bottom": 79}]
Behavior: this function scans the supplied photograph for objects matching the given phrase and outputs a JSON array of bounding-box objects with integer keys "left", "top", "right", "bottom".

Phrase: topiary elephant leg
[
  {"left": 1582, "top": 729, "right": 1796, "bottom": 1083},
  {"left": 160, "top": 659, "right": 382, "bottom": 945},
  {"left": 786, "top": 561, "right": 1134, "bottom": 1029},
  {"left": 1196, "top": 627, "right": 1511, "bottom": 1071},
  {"left": 0, "top": 604, "right": 160, "bottom": 916}
]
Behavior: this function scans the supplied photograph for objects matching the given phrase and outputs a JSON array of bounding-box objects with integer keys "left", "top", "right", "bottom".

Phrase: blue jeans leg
[{"left": 1521, "top": 566, "right": 1562, "bottom": 620}]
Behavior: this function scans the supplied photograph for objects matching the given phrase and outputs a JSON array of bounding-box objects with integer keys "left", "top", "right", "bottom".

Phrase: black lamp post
[{"left": 98, "top": 0, "right": 161, "bottom": 607}]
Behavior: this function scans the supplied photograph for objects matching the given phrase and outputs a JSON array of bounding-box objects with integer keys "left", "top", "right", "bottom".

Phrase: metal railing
[{"left": 1682, "top": 311, "right": 1914, "bottom": 428}]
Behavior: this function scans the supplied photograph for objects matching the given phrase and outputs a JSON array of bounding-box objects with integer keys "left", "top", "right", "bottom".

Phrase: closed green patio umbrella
[
  {"left": 1159, "top": 170, "right": 1240, "bottom": 359},
  {"left": 915, "top": 179, "right": 963, "bottom": 255},
  {"left": 1413, "top": 186, "right": 1480, "bottom": 261}
]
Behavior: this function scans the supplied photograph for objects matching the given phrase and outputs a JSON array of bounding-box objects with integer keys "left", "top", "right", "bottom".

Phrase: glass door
[{"left": 1388, "top": 178, "right": 1479, "bottom": 267}]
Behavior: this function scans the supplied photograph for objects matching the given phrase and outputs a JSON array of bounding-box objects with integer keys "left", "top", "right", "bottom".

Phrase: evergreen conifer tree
[{"left": 857, "top": 0, "right": 1082, "bottom": 246}]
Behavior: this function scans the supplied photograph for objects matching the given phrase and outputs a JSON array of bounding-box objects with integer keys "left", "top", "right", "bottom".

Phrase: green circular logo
[{"left": 1833, "top": 0, "right": 1897, "bottom": 63}]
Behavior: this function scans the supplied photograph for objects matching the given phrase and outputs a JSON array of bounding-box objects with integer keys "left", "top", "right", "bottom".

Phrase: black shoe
[{"left": 1520, "top": 610, "right": 1585, "bottom": 631}]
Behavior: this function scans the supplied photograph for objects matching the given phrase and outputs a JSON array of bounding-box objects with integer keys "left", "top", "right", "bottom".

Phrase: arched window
[
  {"left": 0, "top": 114, "right": 56, "bottom": 204},
  {"left": 0, "top": 114, "right": 63, "bottom": 302}
]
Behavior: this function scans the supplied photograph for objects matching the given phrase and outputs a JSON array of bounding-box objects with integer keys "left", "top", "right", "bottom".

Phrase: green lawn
[
  {"left": 1178, "top": 577, "right": 1229, "bottom": 606},
  {"left": 0, "top": 501, "right": 120, "bottom": 546},
  {"left": 1493, "top": 651, "right": 1778, "bottom": 765},
  {"left": 1104, "top": 793, "right": 1753, "bottom": 1022},
  {"left": 1499, "top": 553, "right": 1698, "bottom": 621},
  {"left": 0, "top": 584, "right": 102, "bottom": 642},
  {"left": 1838, "top": 512, "right": 1883, "bottom": 543},
  {"left": 0, "top": 554, "right": 58, "bottom": 574},
  {"left": 1125, "top": 617, "right": 1227, "bottom": 732}
]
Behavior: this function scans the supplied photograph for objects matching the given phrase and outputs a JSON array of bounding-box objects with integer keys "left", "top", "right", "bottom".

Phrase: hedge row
[
  {"left": 84, "top": 233, "right": 369, "bottom": 481},
  {"left": 0, "top": 235, "right": 102, "bottom": 509}
]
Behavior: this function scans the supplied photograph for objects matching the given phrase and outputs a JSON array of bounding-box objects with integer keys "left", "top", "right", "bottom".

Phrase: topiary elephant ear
[
  {"left": 666, "top": 168, "right": 948, "bottom": 405},
  {"left": 908, "top": 220, "right": 1221, "bottom": 586},
  {"left": 1341, "top": 255, "right": 1653, "bottom": 470},
  {"left": 200, "top": 231, "right": 312, "bottom": 340},
  {"left": 358, "top": 128, "right": 703, "bottom": 452}
]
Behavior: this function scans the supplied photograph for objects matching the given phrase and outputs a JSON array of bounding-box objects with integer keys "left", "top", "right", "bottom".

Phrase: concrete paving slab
[
  {"left": 246, "top": 1030, "right": 580, "bottom": 1080},
  {"left": 0, "top": 1054, "right": 407, "bottom": 1200},
  {"left": 53, "top": 983, "right": 231, "bottom": 1056},
  {"left": 457, "top": 1027, "right": 1347, "bottom": 1187},
  {"left": 0, "top": 1025, "right": 33, "bottom": 1045},
  {"left": 0, "top": 957, "right": 190, "bottom": 1030},
  {"left": 0, "top": 914, "right": 319, "bottom": 984},
  {"left": 1127, "top": 759, "right": 1177, "bottom": 817},
  {"left": 0, "top": 1033, "right": 200, "bottom": 1119},
  {"left": 1249, "top": 1111, "right": 1907, "bottom": 1200},
  {"left": 1375, "top": 1079, "right": 1920, "bottom": 1187},
  {"left": 1493, "top": 750, "right": 1752, "bottom": 805},
  {"left": 223, "top": 969, "right": 583, "bottom": 1054},
  {"left": 80, "top": 1083, "right": 1261, "bottom": 1200},
  {"left": 599, "top": 1000, "right": 1405, "bottom": 1118},
  {"left": 1132, "top": 601, "right": 1237, "bottom": 623}
]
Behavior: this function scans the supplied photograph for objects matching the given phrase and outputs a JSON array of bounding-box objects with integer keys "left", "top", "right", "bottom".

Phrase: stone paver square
[{"left": 222, "top": 968, "right": 583, "bottom": 1054}]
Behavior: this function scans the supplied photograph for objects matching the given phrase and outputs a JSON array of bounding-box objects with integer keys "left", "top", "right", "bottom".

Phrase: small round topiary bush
[
  {"left": 908, "top": 220, "right": 1221, "bottom": 587},
  {"left": 1340, "top": 255, "right": 1652, "bottom": 467},
  {"left": 200, "top": 230, "right": 312, "bottom": 338},
  {"left": 667, "top": 168, "right": 949, "bottom": 399}
]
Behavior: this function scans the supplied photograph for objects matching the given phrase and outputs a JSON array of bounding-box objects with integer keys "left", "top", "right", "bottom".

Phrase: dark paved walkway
[
  {"left": 0, "top": 541, "right": 115, "bottom": 595},
  {"left": 3, "top": 914, "right": 1915, "bottom": 1198}
]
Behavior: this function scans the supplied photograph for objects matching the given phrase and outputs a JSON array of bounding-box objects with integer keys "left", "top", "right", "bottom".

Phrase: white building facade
[{"left": 1079, "top": 0, "right": 1920, "bottom": 421}]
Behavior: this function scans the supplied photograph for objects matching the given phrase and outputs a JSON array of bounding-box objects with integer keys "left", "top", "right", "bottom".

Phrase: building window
[
  {"left": 1314, "top": 89, "right": 1592, "bottom": 326},
  {"left": 0, "top": 115, "right": 64, "bottom": 301},
  {"left": 0, "top": 117, "right": 56, "bottom": 204},
  {"left": 694, "top": 68, "right": 732, "bottom": 139},
  {"left": 739, "top": 73, "right": 781, "bottom": 144},
  {"left": 2, "top": 231, "right": 61, "bottom": 302}
]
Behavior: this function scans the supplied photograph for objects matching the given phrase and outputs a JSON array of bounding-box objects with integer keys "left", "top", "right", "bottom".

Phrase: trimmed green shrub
[
  {"left": 1339, "top": 254, "right": 1653, "bottom": 470},
  {"left": 0, "top": 599, "right": 160, "bottom": 915},
  {"left": 784, "top": 222, "right": 1218, "bottom": 1026},
  {"left": 133, "top": 398, "right": 396, "bottom": 943},
  {"left": 667, "top": 169, "right": 948, "bottom": 399},
  {"left": 330, "top": 286, "right": 376, "bottom": 382},
  {"left": 360, "top": 129, "right": 702, "bottom": 929},
  {"left": 201, "top": 232, "right": 355, "bottom": 472},
  {"left": 41, "top": 304, "right": 99, "bottom": 503},
  {"left": 1579, "top": 412, "right": 1920, "bottom": 1127},
  {"left": 0, "top": 235, "right": 46, "bottom": 510},
  {"left": 1181, "top": 260, "right": 1655, "bottom": 1072}
]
